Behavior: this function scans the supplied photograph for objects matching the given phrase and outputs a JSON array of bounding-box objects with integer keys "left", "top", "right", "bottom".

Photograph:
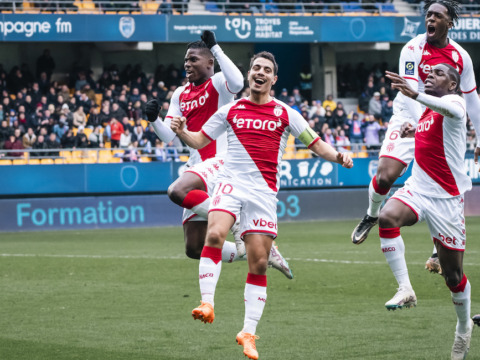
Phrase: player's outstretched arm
[
  {"left": 170, "top": 116, "right": 211, "bottom": 149},
  {"left": 202, "top": 30, "right": 244, "bottom": 94},
  {"left": 385, "top": 71, "right": 419, "bottom": 99},
  {"left": 309, "top": 139, "right": 353, "bottom": 168}
]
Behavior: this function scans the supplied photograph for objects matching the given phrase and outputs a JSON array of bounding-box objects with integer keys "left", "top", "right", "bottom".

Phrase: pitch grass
[{"left": 1, "top": 219, "right": 480, "bottom": 360}]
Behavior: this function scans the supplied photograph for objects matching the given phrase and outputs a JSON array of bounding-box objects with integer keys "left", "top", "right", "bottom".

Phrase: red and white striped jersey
[
  {"left": 165, "top": 72, "right": 234, "bottom": 165},
  {"left": 201, "top": 97, "right": 315, "bottom": 195},
  {"left": 395, "top": 33, "right": 477, "bottom": 123},
  {"left": 407, "top": 94, "right": 471, "bottom": 197}
]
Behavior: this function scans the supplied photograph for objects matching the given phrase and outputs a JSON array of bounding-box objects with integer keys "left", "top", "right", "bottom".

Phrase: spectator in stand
[
  {"left": 123, "top": 140, "right": 140, "bottom": 162},
  {"left": 88, "top": 126, "right": 104, "bottom": 148},
  {"left": 110, "top": 102, "right": 127, "bottom": 121},
  {"left": 31, "top": 134, "right": 47, "bottom": 157},
  {"left": 144, "top": 124, "right": 158, "bottom": 148},
  {"left": 61, "top": 128, "right": 76, "bottom": 148},
  {"left": 308, "top": 99, "right": 325, "bottom": 119},
  {"left": 381, "top": 98, "right": 394, "bottom": 123},
  {"left": 287, "top": 96, "right": 301, "bottom": 114},
  {"left": 22, "top": 127, "right": 36, "bottom": 149},
  {"left": 87, "top": 105, "right": 102, "bottom": 128},
  {"left": 159, "top": 101, "right": 170, "bottom": 119},
  {"left": 323, "top": 127, "right": 335, "bottom": 146},
  {"left": 346, "top": 112, "right": 364, "bottom": 152},
  {"left": 324, "top": 107, "right": 334, "bottom": 128},
  {"left": 362, "top": 113, "right": 385, "bottom": 153},
  {"left": 53, "top": 116, "right": 69, "bottom": 139},
  {"left": 368, "top": 91, "right": 382, "bottom": 117},
  {"left": 73, "top": 105, "right": 87, "bottom": 129},
  {"left": 153, "top": 138, "right": 168, "bottom": 161},
  {"left": 278, "top": 88, "right": 289, "bottom": 103},
  {"left": 109, "top": 117, "right": 124, "bottom": 148},
  {"left": 332, "top": 107, "right": 347, "bottom": 129},
  {"left": 120, "top": 127, "right": 133, "bottom": 148},
  {"left": 165, "top": 140, "right": 180, "bottom": 162},
  {"left": 38, "top": 72, "right": 50, "bottom": 95},
  {"left": 292, "top": 87, "right": 303, "bottom": 106},
  {"left": 323, "top": 94, "right": 336, "bottom": 111},
  {"left": 75, "top": 126, "right": 88, "bottom": 148},
  {"left": 8, "top": 109, "right": 17, "bottom": 126},
  {"left": 336, "top": 129, "right": 351, "bottom": 152},
  {"left": 0, "top": 120, "right": 11, "bottom": 148},
  {"left": 46, "top": 132, "right": 60, "bottom": 156}
]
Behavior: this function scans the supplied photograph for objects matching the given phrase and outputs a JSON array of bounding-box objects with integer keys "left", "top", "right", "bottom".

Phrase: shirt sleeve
[
  {"left": 151, "top": 87, "right": 183, "bottom": 144},
  {"left": 210, "top": 44, "right": 244, "bottom": 95},
  {"left": 287, "top": 106, "right": 320, "bottom": 148},
  {"left": 201, "top": 103, "right": 230, "bottom": 141},
  {"left": 398, "top": 40, "right": 423, "bottom": 122},
  {"left": 459, "top": 51, "right": 477, "bottom": 94},
  {"left": 416, "top": 93, "right": 466, "bottom": 120}
]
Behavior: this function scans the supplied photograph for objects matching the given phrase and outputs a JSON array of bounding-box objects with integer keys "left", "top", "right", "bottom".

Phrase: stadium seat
[
  {"left": 205, "top": 2, "right": 221, "bottom": 12},
  {"left": 0, "top": 159, "right": 12, "bottom": 165},
  {"left": 95, "top": 93, "right": 103, "bottom": 106},
  {"left": 295, "top": 150, "right": 311, "bottom": 159},
  {"left": 140, "top": 0, "right": 160, "bottom": 14},
  {"left": 67, "top": 157, "right": 83, "bottom": 164},
  {"left": 72, "top": 150, "right": 83, "bottom": 159},
  {"left": 60, "top": 150, "right": 72, "bottom": 159},
  {"left": 54, "top": 158, "right": 65, "bottom": 164},
  {"left": 98, "top": 150, "right": 113, "bottom": 163},
  {"left": 282, "top": 152, "right": 295, "bottom": 160},
  {"left": 139, "top": 156, "right": 151, "bottom": 162},
  {"left": 83, "top": 127, "right": 93, "bottom": 138},
  {"left": 41, "top": 158, "right": 54, "bottom": 165},
  {"left": 28, "top": 159, "right": 41, "bottom": 165},
  {"left": 179, "top": 155, "right": 189, "bottom": 162},
  {"left": 109, "top": 157, "right": 122, "bottom": 163},
  {"left": 13, "top": 159, "right": 27, "bottom": 165},
  {"left": 87, "top": 150, "right": 98, "bottom": 161},
  {"left": 78, "top": 0, "right": 99, "bottom": 13},
  {"left": 140, "top": 119, "right": 149, "bottom": 129},
  {"left": 377, "top": 3, "right": 397, "bottom": 13}
]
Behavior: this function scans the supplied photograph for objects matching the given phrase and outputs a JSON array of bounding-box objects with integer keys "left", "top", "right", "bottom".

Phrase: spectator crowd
[{"left": 0, "top": 49, "right": 477, "bottom": 163}]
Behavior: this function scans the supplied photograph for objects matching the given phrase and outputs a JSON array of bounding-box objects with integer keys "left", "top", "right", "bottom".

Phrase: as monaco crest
[
  {"left": 452, "top": 51, "right": 459, "bottom": 63},
  {"left": 274, "top": 105, "right": 283, "bottom": 117},
  {"left": 119, "top": 17, "right": 135, "bottom": 39}
]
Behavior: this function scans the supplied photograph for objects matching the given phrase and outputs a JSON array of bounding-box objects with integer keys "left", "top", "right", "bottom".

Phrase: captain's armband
[{"left": 298, "top": 127, "right": 320, "bottom": 148}]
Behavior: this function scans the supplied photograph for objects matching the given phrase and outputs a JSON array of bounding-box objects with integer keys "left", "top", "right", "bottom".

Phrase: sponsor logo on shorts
[
  {"left": 386, "top": 142, "right": 395, "bottom": 152},
  {"left": 438, "top": 233, "right": 458, "bottom": 246},
  {"left": 253, "top": 218, "right": 277, "bottom": 229},
  {"left": 212, "top": 195, "right": 221, "bottom": 206},
  {"left": 199, "top": 273, "right": 214, "bottom": 279},
  {"left": 382, "top": 247, "right": 396, "bottom": 253},
  {"left": 405, "top": 61, "right": 415, "bottom": 75}
]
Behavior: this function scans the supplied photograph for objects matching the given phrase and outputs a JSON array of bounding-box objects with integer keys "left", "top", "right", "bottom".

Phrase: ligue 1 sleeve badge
[{"left": 119, "top": 17, "right": 136, "bottom": 39}]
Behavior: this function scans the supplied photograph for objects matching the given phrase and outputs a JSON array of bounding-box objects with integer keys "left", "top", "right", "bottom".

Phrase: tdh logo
[{"left": 225, "top": 18, "right": 251, "bottom": 39}]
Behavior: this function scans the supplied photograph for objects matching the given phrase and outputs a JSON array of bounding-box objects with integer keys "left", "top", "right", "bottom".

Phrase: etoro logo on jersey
[
  {"left": 231, "top": 114, "right": 282, "bottom": 131},
  {"left": 180, "top": 91, "right": 209, "bottom": 111}
]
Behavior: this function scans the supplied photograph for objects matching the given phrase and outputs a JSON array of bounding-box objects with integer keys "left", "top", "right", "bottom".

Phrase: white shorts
[
  {"left": 379, "top": 114, "right": 415, "bottom": 167},
  {"left": 209, "top": 180, "right": 278, "bottom": 239},
  {"left": 391, "top": 185, "right": 466, "bottom": 251},
  {"left": 182, "top": 156, "right": 225, "bottom": 224}
]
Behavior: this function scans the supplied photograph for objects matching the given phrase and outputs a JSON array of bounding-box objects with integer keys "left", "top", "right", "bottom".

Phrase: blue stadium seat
[
  {"left": 341, "top": 2, "right": 362, "bottom": 12},
  {"left": 205, "top": 2, "right": 221, "bottom": 12},
  {"left": 377, "top": 3, "right": 397, "bottom": 12}
]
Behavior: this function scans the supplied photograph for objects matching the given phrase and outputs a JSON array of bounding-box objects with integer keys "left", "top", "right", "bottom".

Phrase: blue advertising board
[
  {"left": 0, "top": 14, "right": 479, "bottom": 43},
  {"left": 0, "top": 14, "right": 167, "bottom": 41},
  {"left": 1, "top": 155, "right": 478, "bottom": 196}
]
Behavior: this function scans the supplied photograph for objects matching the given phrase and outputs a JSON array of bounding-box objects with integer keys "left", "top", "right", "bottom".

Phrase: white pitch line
[{"left": 1, "top": 253, "right": 479, "bottom": 267}]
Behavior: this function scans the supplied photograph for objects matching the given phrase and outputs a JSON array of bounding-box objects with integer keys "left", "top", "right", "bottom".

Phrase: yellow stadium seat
[
  {"left": 95, "top": 93, "right": 103, "bottom": 106},
  {"left": 104, "top": 141, "right": 111, "bottom": 148},
  {"left": 41, "top": 158, "right": 54, "bottom": 165},
  {"left": 13, "top": 159, "right": 27, "bottom": 165},
  {"left": 141, "top": 119, "right": 149, "bottom": 129},
  {"left": 109, "top": 157, "right": 123, "bottom": 163},
  {"left": 139, "top": 156, "right": 151, "bottom": 163},
  {"left": 295, "top": 150, "right": 311, "bottom": 159},
  {"left": 141, "top": 0, "right": 160, "bottom": 13},
  {"left": 82, "top": 158, "right": 96, "bottom": 164},
  {"left": 282, "top": 152, "right": 295, "bottom": 160},
  {"left": 54, "top": 158, "right": 66, "bottom": 164},
  {"left": 60, "top": 150, "right": 72, "bottom": 159},
  {"left": 67, "top": 157, "right": 82, "bottom": 164},
  {"left": 72, "top": 127, "right": 78, "bottom": 136},
  {"left": 179, "top": 155, "right": 189, "bottom": 162},
  {"left": 83, "top": 127, "right": 93, "bottom": 138},
  {"left": 71, "top": 150, "right": 84, "bottom": 159},
  {"left": 357, "top": 152, "right": 369, "bottom": 158},
  {"left": 28, "top": 159, "right": 41, "bottom": 165},
  {"left": 0, "top": 159, "right": 12, "bottom": 165}
]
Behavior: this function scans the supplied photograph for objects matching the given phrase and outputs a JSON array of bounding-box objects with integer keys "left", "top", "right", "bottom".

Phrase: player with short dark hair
[
  {"left": 380, "top": 64, "right": 474, "bottom": 359},
  {"left": 145, "top": 31, "right": 293, "bottom": 278},
  {"left": 351, "top": 0, "right": 480, "bottom": 275},
  {"left": 170, "top": 51, "right": 353, "bottom": 360}
]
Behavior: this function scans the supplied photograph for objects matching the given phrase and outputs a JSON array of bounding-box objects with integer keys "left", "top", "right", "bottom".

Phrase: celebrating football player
[
  {"left": 145, "top": 31, "right": 293, "bottom": 278},
  {"left": 351, "top": 0, "right": 480, "bottom": 276},
  {"left": 171, "top": 51, "right": 353, "bottom": 360}
]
